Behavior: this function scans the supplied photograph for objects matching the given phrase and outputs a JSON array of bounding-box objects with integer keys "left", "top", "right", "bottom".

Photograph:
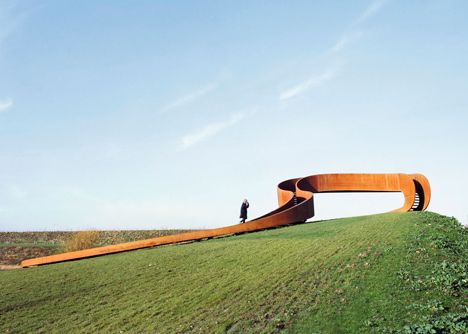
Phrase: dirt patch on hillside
[
  {"left": 0, "top": 264, "right": 21, "bottom": 270},
  {"left": 0, "top": 246, "right": 58, "bottom": 265},
  {"left": 0, "top": 230, "right": 193, "bottom": 265}
]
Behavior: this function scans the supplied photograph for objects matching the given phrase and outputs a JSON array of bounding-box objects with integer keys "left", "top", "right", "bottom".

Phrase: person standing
[{"left": 240, "top": 199, "right": 249, "bottom": 223}]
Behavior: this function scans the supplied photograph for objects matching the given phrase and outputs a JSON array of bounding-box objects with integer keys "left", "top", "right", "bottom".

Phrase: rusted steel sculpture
[{"left": 21, "top": 173, "right": 430, "bottom": 267}]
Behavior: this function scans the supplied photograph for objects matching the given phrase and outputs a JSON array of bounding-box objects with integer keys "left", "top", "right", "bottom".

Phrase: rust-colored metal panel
[{"left": 21, "top": 173, "right": 430, "bottom": 267}]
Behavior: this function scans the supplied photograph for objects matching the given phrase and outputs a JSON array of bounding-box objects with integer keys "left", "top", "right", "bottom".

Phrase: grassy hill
[{"left": 0, "top": 212, "right": 466, "bottom": 333}]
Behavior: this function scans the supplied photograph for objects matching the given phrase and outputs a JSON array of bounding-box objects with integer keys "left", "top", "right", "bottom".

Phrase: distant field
[
  {"left": 0, "top": 212, "right": 466, "bottom": 333},
  {"left": 0, "top": 230, "right": 192, "bottom": 265}
]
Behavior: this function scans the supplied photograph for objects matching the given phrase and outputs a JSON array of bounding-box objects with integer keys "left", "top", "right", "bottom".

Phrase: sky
[{"left": 1, "top": 0, "right": 467, "bottom": 231}]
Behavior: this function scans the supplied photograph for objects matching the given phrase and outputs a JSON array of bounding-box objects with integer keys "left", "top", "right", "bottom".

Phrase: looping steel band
[{"left": 21, "top": 173, "right": 430, "bottom": 267}]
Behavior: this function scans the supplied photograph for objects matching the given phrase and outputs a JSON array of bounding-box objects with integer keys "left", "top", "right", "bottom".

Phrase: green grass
[{"left": 0, "top": 212, "right": 466, "bottom": 333}]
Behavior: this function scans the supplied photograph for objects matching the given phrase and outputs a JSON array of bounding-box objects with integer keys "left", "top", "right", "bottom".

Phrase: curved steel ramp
[{"left": 21, "top": 173, "right": 431, "bottom": 267}]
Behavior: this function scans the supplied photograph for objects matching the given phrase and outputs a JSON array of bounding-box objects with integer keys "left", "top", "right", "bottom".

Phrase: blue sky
[{"left": 1, "top": 0, "right": 467, "bottom": 231}]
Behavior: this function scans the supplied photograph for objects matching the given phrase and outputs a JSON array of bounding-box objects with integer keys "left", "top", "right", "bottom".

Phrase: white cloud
[
  {"left": 279, "top": 3, "right": 383, "bottom": 103},
  {"left": 161, "top": 82, "right": 217, "bottom": 114},
  {"left": 353, "top": 0, "right": 389, "bottom": 26},
  {"left": 330, "top": 0, "right": 389, "bottom": 54},
  {"left": 0, "top": 1, "right": 26, "bottom": 52},
  {"left": 331, "top": 31, "right": 363, "bottom": 53},
  {"left": 279, "top": 66, "right": 340, "bottom": 101},
  {"left": 180, "top": 113, "right": 245, "bottom": 150},
  {"left": 0, "top": 97, "right": 13, "bottom": 113}
]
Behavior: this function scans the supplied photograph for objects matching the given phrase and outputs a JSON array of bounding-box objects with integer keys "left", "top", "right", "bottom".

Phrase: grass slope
[{"left": 0, "top": 212, "right": 466, "bottom": 333}]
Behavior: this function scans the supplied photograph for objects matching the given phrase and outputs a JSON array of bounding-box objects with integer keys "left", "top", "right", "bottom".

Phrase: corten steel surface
[{"left": 21, "top": 173, "right": 430, "bottom": 267}]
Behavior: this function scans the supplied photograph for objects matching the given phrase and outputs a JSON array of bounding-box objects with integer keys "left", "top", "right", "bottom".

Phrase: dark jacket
[{"left": 240, "top": 202, "right": 249, "bottom": 219}]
